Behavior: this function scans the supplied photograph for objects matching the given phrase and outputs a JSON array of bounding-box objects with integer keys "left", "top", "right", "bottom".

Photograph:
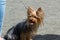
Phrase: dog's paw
[{"left": 30, "top": 39, "right": 32, "bottom": 40}]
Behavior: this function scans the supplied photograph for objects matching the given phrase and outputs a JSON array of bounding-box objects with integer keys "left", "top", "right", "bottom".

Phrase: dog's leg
[
  {"left": 26, "top": 33, "right": 32, "bottom": 40},
  {"left": 20, "top": 33, "right": 26, "bottom": 40}
]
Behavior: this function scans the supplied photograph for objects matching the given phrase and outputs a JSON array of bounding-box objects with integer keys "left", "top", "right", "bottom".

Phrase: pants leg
[{"left": 0, "top": 0, "right": 6, "bottom": 36}]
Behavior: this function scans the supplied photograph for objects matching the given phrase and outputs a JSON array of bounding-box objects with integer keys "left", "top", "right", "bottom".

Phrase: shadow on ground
[{"left": 33, "top": 34, "right": 60, "bottom": 40}]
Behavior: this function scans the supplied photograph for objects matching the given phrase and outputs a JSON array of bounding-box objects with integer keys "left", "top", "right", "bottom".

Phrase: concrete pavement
[{"left": 2, "top": 0, "right": 60, "bottom": 39}]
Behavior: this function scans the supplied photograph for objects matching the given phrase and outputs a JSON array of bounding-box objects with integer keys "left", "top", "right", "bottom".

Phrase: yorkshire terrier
[{"left": 4, "top": 7, "right": 44, "bottom": 40}]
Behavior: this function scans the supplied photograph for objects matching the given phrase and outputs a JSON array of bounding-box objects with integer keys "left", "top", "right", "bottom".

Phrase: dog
[{"left": 4, "top": 7, "right": 44, "bottom": 40}]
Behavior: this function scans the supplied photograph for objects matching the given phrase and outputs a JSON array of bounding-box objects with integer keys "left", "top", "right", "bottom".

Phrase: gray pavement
[{"left": 2, "top": 0, "right": 60, "bottom": 39}]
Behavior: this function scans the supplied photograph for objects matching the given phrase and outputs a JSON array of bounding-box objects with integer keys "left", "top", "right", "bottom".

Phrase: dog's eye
[
  {"left": 34, "top": 16, "right": 39, "bottom": 19},
  {"left": 34, "top": 16, "right": 37, "bottom": 18},
  {"left": 28, "top": 15, "right": 31, "bottom": 17},
  {"left": 29, "top": 15, "right": 39, "bottom": 20}
]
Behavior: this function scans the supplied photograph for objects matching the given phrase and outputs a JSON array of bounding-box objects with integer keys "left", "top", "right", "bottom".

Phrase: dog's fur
[{"left": 4, "top": 7, "right": 44, "bottom": 40}]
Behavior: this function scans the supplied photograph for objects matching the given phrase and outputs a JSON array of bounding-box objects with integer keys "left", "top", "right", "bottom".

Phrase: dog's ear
[
  {"left": 27, "top": 7, "right": 35, "bottom": 15},
  {"left": 36, "top": 7, "right": 43, "bottom": 16},
  {"left": 36, "top": 7, "right": 44, "bottom": 18},
  {"left": 36, "top": 7, "right": 44, "bottom": 25},
  {"left": 27, "top": 7, "right": 34, "bottom": 13}
]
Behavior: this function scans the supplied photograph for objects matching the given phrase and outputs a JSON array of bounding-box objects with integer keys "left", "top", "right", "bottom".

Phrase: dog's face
[{"left": 27, "top": 7, "right": 44, "bottom": 26}]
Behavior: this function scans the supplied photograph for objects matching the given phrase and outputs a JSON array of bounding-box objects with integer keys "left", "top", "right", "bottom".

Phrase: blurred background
[{"left": 2, "top": 0, "right": 60, "bottom": 37}]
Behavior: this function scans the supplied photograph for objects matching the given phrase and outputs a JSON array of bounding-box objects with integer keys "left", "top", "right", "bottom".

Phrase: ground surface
[{"left": 2, "top": 0, "right": 60, "bottom": 40}]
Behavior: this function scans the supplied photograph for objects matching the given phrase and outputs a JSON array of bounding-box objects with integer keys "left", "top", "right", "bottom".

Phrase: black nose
[{"left": 29, "top": 19, "right": 35, "bottom": 23}]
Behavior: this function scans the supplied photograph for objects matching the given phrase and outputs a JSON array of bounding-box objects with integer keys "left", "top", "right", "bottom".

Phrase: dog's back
[{"left": 4, "top": 20, "right": 27, "bottom": 40}]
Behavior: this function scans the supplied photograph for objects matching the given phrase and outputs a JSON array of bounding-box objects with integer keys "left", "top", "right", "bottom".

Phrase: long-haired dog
[{"left": 4, "top": 7, "right": 44, "bottom": 40}]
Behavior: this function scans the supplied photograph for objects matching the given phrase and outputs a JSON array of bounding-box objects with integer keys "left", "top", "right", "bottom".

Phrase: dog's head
[{"left": 27, "top": 7, "right": 44, "bottom": 26}]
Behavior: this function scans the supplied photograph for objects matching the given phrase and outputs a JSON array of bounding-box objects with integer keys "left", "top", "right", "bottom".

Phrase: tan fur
[{"left": 20, "top": 6, "right": 44, "bottom": 40}]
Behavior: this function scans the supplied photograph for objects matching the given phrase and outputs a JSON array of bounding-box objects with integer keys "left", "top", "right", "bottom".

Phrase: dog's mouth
[{"left": 29, "top": 20, "right": 36, "bottom": 25}]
